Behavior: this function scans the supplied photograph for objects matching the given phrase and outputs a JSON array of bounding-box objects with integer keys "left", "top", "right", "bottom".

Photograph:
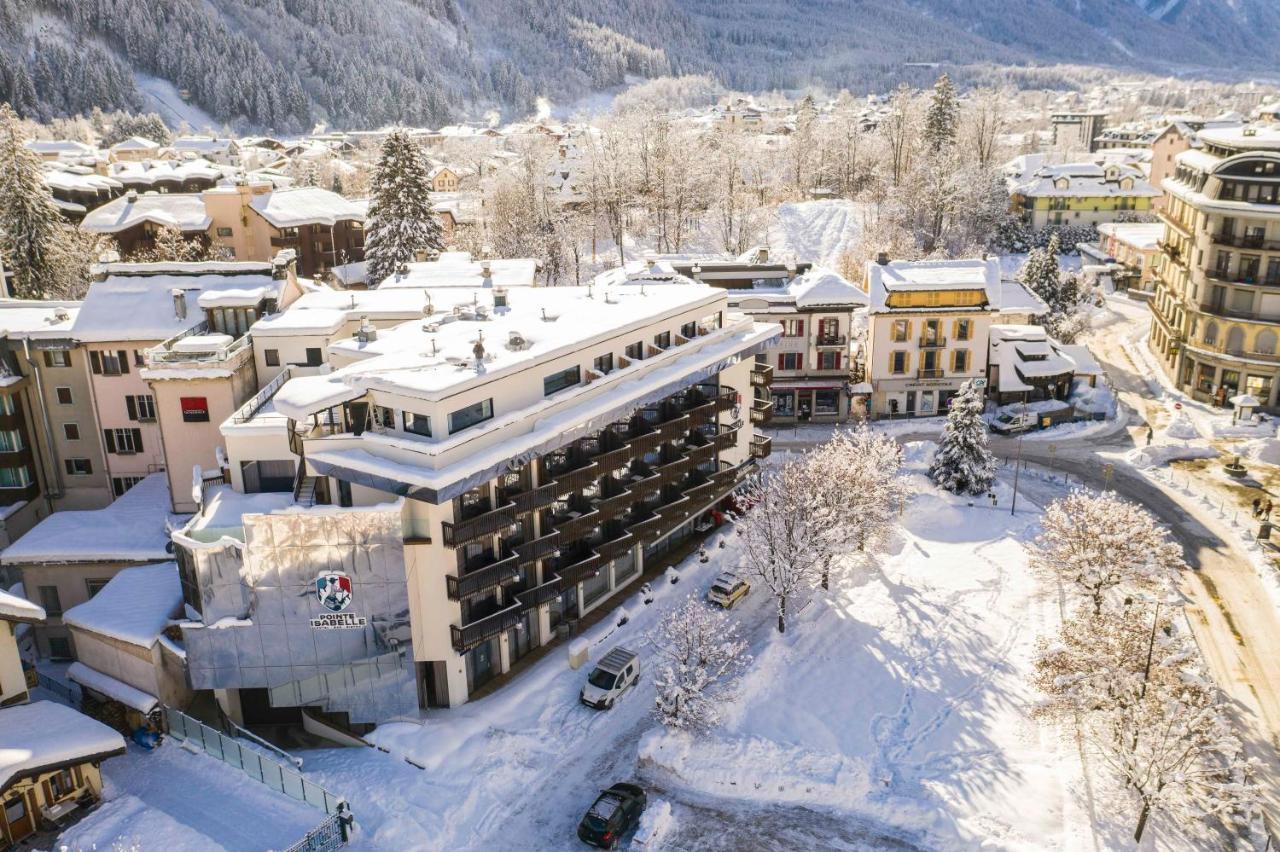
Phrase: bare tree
[{"left": 649, "top": 597, "right": 750, "bottom": 730}]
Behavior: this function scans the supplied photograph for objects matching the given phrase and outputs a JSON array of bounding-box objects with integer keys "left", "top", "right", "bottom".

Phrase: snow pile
[
  {"left": 1069, "top": 377, "right": 1115, "bottom": 416},
  {"left": 1240, "top": 436, "right": 1280, "bottom": 466},
  {"left": 766, "top": 200, "right": 865, "bottom": 267},
  {"left": 631, "top": 798, "right": 674, "bottom": 848},
  {"left": 1165, "top": 411, "right": 1200, "bottom": 440},
  {"left": 1124, "top": 443, "right": 1218, "bottom": 470},
  {"left": 67, "top": 662, "right": 159, "bottom": 714},
  {"left": 638, "top": 729, "right": 871, "bottom": 810}
]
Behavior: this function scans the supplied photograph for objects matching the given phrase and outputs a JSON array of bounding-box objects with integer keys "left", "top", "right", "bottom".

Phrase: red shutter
[
  {"left": 835, "top": 353, "right": 842, "bottom": 369},
  {"left": 797, "top": 320, "right": 804, "bottom": 337}
]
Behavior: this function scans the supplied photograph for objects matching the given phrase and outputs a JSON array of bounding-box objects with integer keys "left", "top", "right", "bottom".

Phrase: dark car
[{"left": 577, "top": 782, "right": 647, "bottom": 849}]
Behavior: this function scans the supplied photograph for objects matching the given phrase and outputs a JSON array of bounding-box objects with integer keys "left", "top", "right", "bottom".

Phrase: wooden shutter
[
  {"left": 42, "top": 351, "right": 52, "bottom": 367},
  {"left": 103, "top": 429, "right": 116, "bottom": 453},
  {"left": 834, "top": 353, "right": 842, "bottom": 369},
  {"left": 132, "top": 428, "right": 143, "bottom": 452},
  {"left": 118, "top": 350, "right": 129, "bottom": 374},
  {"left": 89, "top": 351, "right": 101, "bottom": 374},
  {"left": 796, "top": 320, "right": 804, "bottom": 337},
  {"left": 126, "top": 396, "right": 137, "bottom": 421}
]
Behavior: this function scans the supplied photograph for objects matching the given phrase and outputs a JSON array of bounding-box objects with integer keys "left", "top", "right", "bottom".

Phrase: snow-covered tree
[
  {"left": 649, "top": 597, "right": 750, "bottom": 731},
  {"left": 734, "top": 456, "right": 839, "bottom": 632},
  {"left": 923, "top": 74, "right": 959, "bottom": 152},
  {"left": 1032, "top": 489, "right": 1182, "bottom": 616},
  {"left": 928, "top": 380, "right": 996, "bottom": 496},
  {"left": 0, "top": 102, "right": 73, "bottom": 298},
  {"left": 127, "top": 226, "right": 214, "bottom": 264},
  {"left": 1035, "top": 601, "right": 1259, "bottom": 843},
  {"left": 1019, "top": 233, "right": 1085, "bottom": 341},
  {"left": 364, "top": 131, "right": 443, "bottom": 287}
]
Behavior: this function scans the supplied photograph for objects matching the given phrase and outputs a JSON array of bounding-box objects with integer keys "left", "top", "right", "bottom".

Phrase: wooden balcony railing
[
  {"left": 445, "top": 554, "right": 522, "bottom": 600},
  {"left": 450, "top": 603, "right": 523, "bottom": 652}
]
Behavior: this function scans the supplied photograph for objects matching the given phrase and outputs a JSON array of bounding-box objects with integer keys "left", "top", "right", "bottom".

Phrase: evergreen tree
[
  {"left": 929, "top": 380, "right": 996, "bottom": 495},
  {"left": 364, "top": 131, "right": 443, "bottom": 287},
  {"left": 0, "top": 102, "right": 71, "bottom": 298},
  {"left": 923, "top": 73, "right": 959, "bottom": 152},
  {"left": 1019, "top": 233, "right": 1084, "bottom": 341}
]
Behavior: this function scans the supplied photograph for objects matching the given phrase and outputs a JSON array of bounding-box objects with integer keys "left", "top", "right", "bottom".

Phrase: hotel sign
[{"left": 310, "top": 612, "right": 369, "bottom": 630}]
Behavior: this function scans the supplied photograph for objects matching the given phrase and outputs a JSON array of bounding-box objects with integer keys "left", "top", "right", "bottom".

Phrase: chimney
[
  {"left": 481, "top": 258, "right": 492, "bottom": 281},
  {"left": 357, "top": 315, "right": 377, "bottom": 343},
  {"left": 171, "top": 288, "right": 187, "bottom": 320},
  {"left": 126, "top": 189, "right": 138, "bottom": 203},
  {"left": 876, "top": 252, "right": 890, "bottom": 266}
]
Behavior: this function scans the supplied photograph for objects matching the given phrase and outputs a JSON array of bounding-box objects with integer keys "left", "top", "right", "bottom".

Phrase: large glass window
[
  {"left": 449, "top": 398, "right": 493, "bottom": 434},
  {"left": 403, "top": 412, "right": 432, "bottom": 437},
  {"left": 0, "top": 466, "right": 30, "bottom": 487},
  {"left": 772, "top": 391, "right": 795, "bottom": 417},
  {"left": 543, "top": 366, "right": 581, "bottom": 396},
  {"left": 0, "top": 430, "right": 22, "bottom": 452},
  {"left": 814, "top": 390, "right": 839, "bottom": 415}
]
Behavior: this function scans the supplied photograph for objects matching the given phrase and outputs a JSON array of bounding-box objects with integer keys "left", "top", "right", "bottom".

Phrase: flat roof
[{"left": 376, "top": 252, "right": 538, "bottom": 290}]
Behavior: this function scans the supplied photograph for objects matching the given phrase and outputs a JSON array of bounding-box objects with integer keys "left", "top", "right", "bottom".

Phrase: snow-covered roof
[
  {"left": 790, "top": 266, "right": 867, "bottom": 309},
  {"left": 42, "top": 164, "right": 122, "bottom": 194},
  {"left": 0, "top": 586, "right": 44, "bottom": 623},
  {"left": 74, "top": 265, "right": 282, "bottom": 342},
  {"left": 63, "top": 563, "right": 181, "bottom": 648},
  {"left": 0, "top": 474, "right": 181, "bottom": 565},
  {"left": 80, "top": 192, "right": 211, "bottom": 234},
  {"left": 250, "top": 286, "right": 438, "bottom": 337},
  {"left": 250, "top": 187, "right": 365, "bottom": 228},
  {"left": 377, "top": 252, "right": 539, "bottom": 290},
  {"left": 184, "top": 487, "right": 296, "bottom": 544},
  {"left": 26, "top": 139, "right": 97, "bottom": 157},
  {"left": 0, "top": 300, "right": 80, "bottom": 339},
  {"left": 1097, "top": 222, "right": 1164, "bottom": 251},
  {"left": 1197, "top": 126, "right": 1280, "bottom": 151},
  {"left": 0, "top": 701, "right": 126, "bottom": 792},
  {"left": 67, "top": 662, "right": 159, "bottom": 714},
  {"left": 110, "top": 136, "right": 160, "bottom": 151},
  {"left": 865, "top": 258, "right": 1001, "bottom": 313},
  {"left": 997, "top": 281, "right": 1050, "bottom": 316},
  {"left": 1006, "top": 159, "right": 1159, "bottom": 199},
  {"left": 172, "top": 136, "right": 236, "bottom": 155},
  {"left": 107, "top": 158, "right": 226, "bottom": 186}
]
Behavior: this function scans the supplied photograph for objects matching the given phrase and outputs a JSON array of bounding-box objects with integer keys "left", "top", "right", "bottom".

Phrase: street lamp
[{"left": 1011, "top": 397, "right": 1027, "bottom": 516}]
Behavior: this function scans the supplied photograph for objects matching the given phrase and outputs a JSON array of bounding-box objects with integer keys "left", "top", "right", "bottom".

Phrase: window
[
  {"left": 38, "top": 585, "right": 62, "bottom": 616},
  {"left": 593, "top": 353, "right": 614, "bottom": 375},
  {"left": 0, "top": 467, "right": 31, "bottom": 488},
  {"left": 0, "top": 430, "right": 22, "bottom": 452},
  {"left": 103, "top": 428, "right": 143, "bottom": 455},
  {"left": 48, "top": 636, "right": 72, "bottom": 660},
  {"left": 921, "top": 350, "right": 940, "bottom": 372},
  {"left": 653, "top": 331, "right": 671, "bottom": 350},
  {"left": 112, "top": 475, "right": 144, "bottom": 497},
  {"left": 0, "top": 396, "right": 12, "bottom": 415},
  {"left": 126, "top": 394, "right": 156, "bottom": 422},
  {"left": 817, "top": 351, "right": 842, "bottom": 370},
  {"left": 55, "top": 386, "right": 73, "bottom": 405},
  {"left": 133, "top": 350, "right": 145, "bottom": 367},
  {"left": 264, "top": 349, "right": 280, "bottom": 367},
  {"left": 543, "top": 366, "right": 581, "bottom": 396},
  {"left": 891, "top": 319, "right": 910, "bottom": 342},
  {"left": 42, "top": 350, "right": 71, "bottom": 368},
  {"left": 216, "top": 226, "right": 234, "bottom": 237},
  {"left": 180, "top": 396, "right": 209, "bottom": 423},
  {"left": 48, "top": 768, "right": 76, "bottom": 800},
  {"left": 780, "top": 318, "right": 805, "bottom": 337},
  {"left": 954, "top": 319, "right": 972, "bottom": 341},
  {"left": 304, "top": 347, "right": 323, "bottom": 367},
  {"left": 680, "top": 321, "right": 697, "bottom": 339},
  {"left": 403, "top": 412, "right": 432, "bottom": 437},
  {"left": 240, "top": 459, "right": 295, "bottom": 493},
  {"left": 890, "top": 351, "right": 909, "bottom": 374},
  {"left": 777, "top": 352, "right": 802, "bottom": 370},
  {"left": 624, "top": 341, "right": 644, "bottom": 360},
  {"left": 65, "top": 458, "right": 92, "bottom": 476},
  {"left": 88, "top": 349, "right": 130, "bottom": 376},
  {"left": 209, "top": 307, "right": 258, "bottom": 337},
  {"left": 954, "top": 349, "right": 970, "bottom": 372},
  {"left": 449, "top": 398, "right": 493, "bottom": 434},
  {"left": 63, "top": 423, "right": 80, "bottom": 441},
  {"left": 85, "top": 578, "right": 110, "bottom": 598},
  {"left": 814, "top": 390, "right": 839, "bottom": 415},
  {"left": 374, "top": 406, "right": 394, "bottom": 428}
]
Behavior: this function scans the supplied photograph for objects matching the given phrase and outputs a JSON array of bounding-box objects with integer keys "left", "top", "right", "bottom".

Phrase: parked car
[
  {"left": 580, "top": 647, "right": 640, "bottom": 710},
  {"left": 577, "top": 782, "right": 647, "bottom": 849},
  {"left": 706, "top": 571, "right": 750, "bottom": 609},
  {"left": 990, "top": 410, "right": 1037, "bottom": 435}
]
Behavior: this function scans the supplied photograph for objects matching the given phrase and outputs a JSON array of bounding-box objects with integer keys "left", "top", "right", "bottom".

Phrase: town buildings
[
  {"left": 0, "top": 586, "right": 43, "bottom": 707},
  {"left": 1148, "top": 125, "right": 1280, "bottom": 408},
  {"left": 1095, "top": 221, "right": 1165, "bottom": 291},
  {"left": 1006, "top": 154, "right": 1161, "bottom": 230}
]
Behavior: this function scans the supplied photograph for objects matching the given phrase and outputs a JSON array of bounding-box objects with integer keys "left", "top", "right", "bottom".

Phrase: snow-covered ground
[
  {"left": 766, "top": 199, "right": 867, "bottom": 268},
  {"left": 280, "top": 443, "right": 1193, "bottom": 850},
  {"left": 55, "top": 741, "right": 321, "bottom": 850}
]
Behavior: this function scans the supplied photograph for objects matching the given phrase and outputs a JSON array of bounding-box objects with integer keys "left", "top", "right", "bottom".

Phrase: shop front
[
  {"left": 872, "top": 376, "right": 965, "bottom": 418},
  {"left": 770, "top": 384, "right": 847, "bottom": 421}
]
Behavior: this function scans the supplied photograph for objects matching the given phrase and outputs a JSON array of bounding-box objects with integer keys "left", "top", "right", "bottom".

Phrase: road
[{"left": 766, "top": 293, "right": 1280, "bottom": 833}]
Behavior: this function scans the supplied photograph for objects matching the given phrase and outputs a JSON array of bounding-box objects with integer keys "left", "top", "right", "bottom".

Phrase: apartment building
[
  {"left": 71, "top": 259, "right": 302, "bottom": 497},
  {"left": 175, "top": 281, "right": 778, "bottom": 727},
  {"left": 1051, "top": 111, "right": 1107, "bottom": 152},
  {"left": 1006, "top": 154, "right": 1161, "bottom": 230},
  {"left": 1148, "top": 126, "right": 1280, "bottom": 408},
  {"left": 863, "top": 257, "right": 1047, "bottom": 417},
  {"left": 1095, "top": 222, "right": 1164, "bottom": 291}
]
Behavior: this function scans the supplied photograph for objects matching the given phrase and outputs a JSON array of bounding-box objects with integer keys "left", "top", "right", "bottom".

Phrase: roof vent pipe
[
  {"left": 171, "top": 288, "right": 186, "bottom": 320},
  {"left": 357, "top": 315, "right": 376, "bottom": 343}
]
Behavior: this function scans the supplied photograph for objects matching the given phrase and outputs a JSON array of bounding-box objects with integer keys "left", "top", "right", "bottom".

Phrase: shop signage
[
  {"left": 309, "top": 612, "right": 368, "bottom": 630},
  {"left": 316, "top": 571, "right": 353, "bottom": 612}
]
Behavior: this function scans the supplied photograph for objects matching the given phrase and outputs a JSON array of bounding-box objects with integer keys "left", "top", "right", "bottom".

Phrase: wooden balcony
[
  {"left": 750, "top": 364, "right": 773, "bottom": 387},
  {"left": 446, "top": 554, "right": 522, "bottom": 600},
  {"left": 511, "top": 482, "right": 559, "bottom": 515},
  {"left": 514, "top": 530, "right": 561, "bottom": 565},
  {"left": 550, "top": 461, "right": 600, "bottom": 495},
  {"left": 555, "top": 552, "right": 605, "bottom": 586},
  {"left": 750, "top": 435, "right": 773, "bottom": 460},
  {"left": 656, "top": 414, "right": 692, "bottom": 442},
  {"left": 440, "top": 503, "right": 518, "bottom": 548},
  {"left": 451, "top": 603, "right": 523, "bottom": 652},
  {"left": 750, "top": 398, "right": 773, "bottom": 424},
  {"left": 513, "top": 577, "right": 562, "bottom": 610},
  {"left": 552, "top": 509, "right": 602, "bottom": 544}
]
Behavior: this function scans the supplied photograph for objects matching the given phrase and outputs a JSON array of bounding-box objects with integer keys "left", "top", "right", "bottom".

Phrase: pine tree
[
  {"left": 923, "top": 73, "right": 959, "bottom": 152},
  {"left": 0, "top": 102, "right": 71, "bottom": 299},
  {"left": 928, "top": 380, "right": 996, "bottom": 495},
  {"left": 1018, "top": 233, "right": 1084, "bottom": 341},
  {"left": 364, "top": 130, "right": 443, "bottom": 287}
]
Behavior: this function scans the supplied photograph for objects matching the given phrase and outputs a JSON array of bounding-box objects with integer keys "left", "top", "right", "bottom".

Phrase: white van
[{"left": 580, "top": 647, "right": 640, "bottom": 710}]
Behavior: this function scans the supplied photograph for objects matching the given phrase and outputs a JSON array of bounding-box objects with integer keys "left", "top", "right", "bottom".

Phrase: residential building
[
  {"left": 1095, "top": 222, "right": 1165, "bottom": 291},
  {"left": 106, "top": 158, "right": 228, "bottom": 196},
  {"left": 24, "top": 140, "right": 97, "bottom": 162},
  {"left": 1051, "top": 111, "right": 1107, "bottom": 152},
  {"left": 428, "top": 166, "right": 460, "bottom": 192},
  {"left": 63, "top": 563, "right": 191, "bottom": 729},
  {"left": 171, "top": 136, "right": 240, "bottom": 165},
  {"left": 0, "top": 701, "right": 125, "bottom": 846},
  {"left": 1148, "top": 126, "right": 1280, "bottom": 408},
  {"left": 0, "top": 300, "right": 113, "bottom": 516},
  {"left": 79, "top": 190, "right": 212, "bottom": 258},
  {"left": 177, "top": 281, "right": 778, "bottom": 727},
  {"left": 0, "top": 473, "right": 177, "bottom": 661},
  {"left": 862, "top": 257, "right": 1047, "bottom": 417},
  {"left": 0, "top": 587, "right": 43, "bottom": 707},
  {"left": 986, "top": 325, "right": 1099, "bottom": 405},
  {"left": 42, "top": 164, "right": 124, "bottom": 221},
  {"left": 1006, "top": 155, "right": 1161, "bottom": 230},
  {"left": 108, "top": 136, "right": 161, "bottom": 163}
]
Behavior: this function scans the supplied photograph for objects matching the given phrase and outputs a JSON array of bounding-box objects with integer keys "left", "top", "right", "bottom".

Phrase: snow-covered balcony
[{"left": 144, "top": 323, "right": 254, "bottom": 376}]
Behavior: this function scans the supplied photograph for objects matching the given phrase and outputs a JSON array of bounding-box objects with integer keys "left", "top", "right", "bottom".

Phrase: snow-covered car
[
  {"left": 706, "top": 572, "right": 750, "bottom": 609},
  {"left": 577, "top": 782, "right": 647, "bottom": 849},
  {"left": 580, "top": 647, "right": 639, "bottom": 710}
]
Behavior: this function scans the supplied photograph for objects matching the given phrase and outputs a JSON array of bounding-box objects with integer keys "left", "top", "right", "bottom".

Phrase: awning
[
  {"left": 67, "top": 662, "right": 159, "bottom": 714},
  {"left": 772, "top": 381, "right": 844, "bottom": 391}
]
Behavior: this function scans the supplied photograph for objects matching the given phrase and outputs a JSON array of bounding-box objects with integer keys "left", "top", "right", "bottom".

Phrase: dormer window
[
  {"left": 1120, "top": 178, "right": 1133, "bottom": 190},
  {"left": 1054, "top": 177, "right": 1070, "bottom": 190}
]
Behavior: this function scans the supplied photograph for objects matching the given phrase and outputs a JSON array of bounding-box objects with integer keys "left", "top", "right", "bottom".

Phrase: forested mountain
[{"left": 0, "top": 0, "right": 1277, "bottom": 133}]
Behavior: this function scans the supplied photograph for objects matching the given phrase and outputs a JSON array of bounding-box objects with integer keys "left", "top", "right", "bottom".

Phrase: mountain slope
[{"left": 0, "top": 0, "right": 1277, "bottom": 132}]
